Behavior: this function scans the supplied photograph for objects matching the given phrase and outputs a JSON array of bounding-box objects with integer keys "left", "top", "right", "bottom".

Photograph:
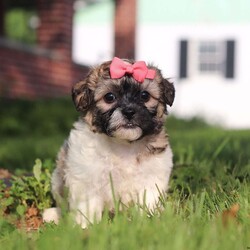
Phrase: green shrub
[{"left": 0, "top": 159, "right": 53, "bottom": 216}]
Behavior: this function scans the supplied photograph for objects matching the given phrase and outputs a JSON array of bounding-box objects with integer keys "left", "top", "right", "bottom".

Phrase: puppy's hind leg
[
  {"left": 52, "top": 141, "right": 68, "bottom": 200},
  {"left": 43, "top": 142, "right": 68, "bottom": 224}
]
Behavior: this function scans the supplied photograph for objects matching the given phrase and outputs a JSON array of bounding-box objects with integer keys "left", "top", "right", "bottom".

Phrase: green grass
[
  {"left": 0, "top": 99, "right": 249, "bottom": 249},
  {"left": 0, "top": 98, "right": 77, "bottom": 171}
]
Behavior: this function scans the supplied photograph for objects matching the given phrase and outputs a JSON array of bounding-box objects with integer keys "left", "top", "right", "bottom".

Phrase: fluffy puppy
[{"left": 43, "top": 57, "right": 175, "bottom": 228}]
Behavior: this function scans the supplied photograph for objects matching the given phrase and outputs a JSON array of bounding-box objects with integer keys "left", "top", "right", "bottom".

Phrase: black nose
[{"left": 122, "top": 107, "right": 135, "bottom": 120}]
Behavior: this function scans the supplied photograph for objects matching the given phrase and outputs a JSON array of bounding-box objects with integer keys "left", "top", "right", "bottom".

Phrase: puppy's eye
[
  {"left": 140, "top": 91, "right": 150, "bottom": 102},
  {"left": 104, "top": 92, "right": 116, "bottom": 104}
]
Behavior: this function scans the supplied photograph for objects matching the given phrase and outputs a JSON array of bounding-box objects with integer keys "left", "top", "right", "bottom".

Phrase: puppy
[{"left": 43, "top": 57, "right": 175, "bottom": 228}]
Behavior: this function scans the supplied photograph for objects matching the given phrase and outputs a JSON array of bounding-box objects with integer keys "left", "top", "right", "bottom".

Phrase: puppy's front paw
[{"left": 43, "top": 207, "right": 61, "bottom": 224}]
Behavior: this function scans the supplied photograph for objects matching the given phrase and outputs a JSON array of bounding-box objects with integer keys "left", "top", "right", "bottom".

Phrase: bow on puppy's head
[{"left": 110, "top": 57, "right": 156, "bottom": 83}]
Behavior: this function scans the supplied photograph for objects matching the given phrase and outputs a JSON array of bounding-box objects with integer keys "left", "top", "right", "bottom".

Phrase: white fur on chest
[{"left": 65, "top": 121, "right": 172, "bottom": 205}]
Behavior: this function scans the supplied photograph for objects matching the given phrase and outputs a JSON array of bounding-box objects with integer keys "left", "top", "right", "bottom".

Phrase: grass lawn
[{"left": 0, "top": 99, "right": 249, "bottom": 250}]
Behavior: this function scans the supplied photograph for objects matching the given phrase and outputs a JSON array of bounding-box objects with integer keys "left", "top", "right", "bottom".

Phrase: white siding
[{"left": 136, "top": 24, "right": 250, "bottom": 128}]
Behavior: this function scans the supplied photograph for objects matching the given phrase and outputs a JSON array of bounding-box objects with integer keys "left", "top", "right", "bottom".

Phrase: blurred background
[
  {"left": 1, "top": 0, "right": 250, "bottom": 127},
  {"left": 1, "top": 0, "right": 250, "bottom": 170}
]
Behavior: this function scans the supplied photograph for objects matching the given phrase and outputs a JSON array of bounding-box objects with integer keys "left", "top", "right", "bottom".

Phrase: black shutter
[
  {"left": 225, "top": 40, "right": 235, "bottom": 78},
  {"left": 179, "top": 40, "right": 188, "bottom": 79}
]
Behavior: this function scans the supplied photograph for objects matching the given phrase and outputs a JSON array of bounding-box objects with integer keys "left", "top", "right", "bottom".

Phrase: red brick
[{"left": 0, "top": 0, "right": 88, "bottom": 99}]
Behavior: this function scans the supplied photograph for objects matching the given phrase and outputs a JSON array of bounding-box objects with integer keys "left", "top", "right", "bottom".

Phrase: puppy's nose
[{"left": 122, "top": 107, "right": 135, "bottom": 120}]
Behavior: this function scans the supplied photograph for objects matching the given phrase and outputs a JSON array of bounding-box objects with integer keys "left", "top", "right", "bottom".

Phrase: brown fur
[{"left": 72, "top": 59, "right": 175, "bottom": 131}]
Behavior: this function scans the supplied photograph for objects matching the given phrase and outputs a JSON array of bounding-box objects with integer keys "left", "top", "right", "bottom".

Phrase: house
[
  {"left": 73, "top": 0, "right": 250, "bottom": 128},
  {"left": 0, "top": 0, "right": 87, "bottom": 98}
]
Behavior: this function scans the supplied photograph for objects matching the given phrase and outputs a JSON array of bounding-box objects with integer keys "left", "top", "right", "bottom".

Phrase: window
[
  {"left": 179, "top": 40, "right": 235, "bottom": 79},
  {"left": 198, "top": 41, "right": 223, "bottom": 74}
]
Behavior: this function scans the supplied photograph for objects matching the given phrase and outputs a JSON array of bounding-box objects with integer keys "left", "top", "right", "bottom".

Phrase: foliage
[
  {"left": 0, "top": 159, "right": 53, "bottom": 217},
  {"left": 0, "top": 98, "right": 77, "bottom": 171},
  {"left": 0, "top": 98, "right": 77, "bottom": 137},
  {"left": 4, "top": 8, "right": 37, "bottom": 44}
]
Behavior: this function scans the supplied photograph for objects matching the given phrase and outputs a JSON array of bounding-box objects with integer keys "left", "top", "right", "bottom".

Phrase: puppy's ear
[
  {"left": 161, "top": 78, "right": 175, "bottom": 107},
  {"left": 72, "top": 80, "right": 94, "bottom": 112}
]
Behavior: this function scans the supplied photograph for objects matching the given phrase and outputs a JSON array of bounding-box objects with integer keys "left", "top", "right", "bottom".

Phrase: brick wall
[
  {"left": 0, "top": 0, "right": 87, "bottom": 99},
  {"left": 37, "top": 0, "right": 73, "bottom": 56},
  {"left": 0, "top": 40, "right": 86, "bottom": 98}
]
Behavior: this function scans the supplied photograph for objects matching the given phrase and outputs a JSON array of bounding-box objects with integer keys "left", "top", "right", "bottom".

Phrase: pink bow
[{"left": 110, "top": 57, "right": 156, "bottom": 83}]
